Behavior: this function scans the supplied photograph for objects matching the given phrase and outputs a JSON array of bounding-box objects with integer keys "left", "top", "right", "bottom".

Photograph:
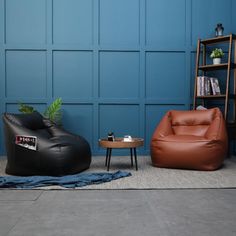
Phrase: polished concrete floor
[{"left": 0, "top": 189, "right": 236, "bottom": 236}]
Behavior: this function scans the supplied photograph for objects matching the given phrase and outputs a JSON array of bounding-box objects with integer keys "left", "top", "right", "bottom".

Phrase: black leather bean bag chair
[{"left": 2, "top": 112, "right": 91, "bottom": 176}]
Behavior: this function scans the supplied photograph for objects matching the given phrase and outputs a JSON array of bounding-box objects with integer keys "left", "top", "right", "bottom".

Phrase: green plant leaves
[
  {"left": 210, "top": 48, "right": 224, "bottom": 58},
  {"left": 43, "top": 98, "right": 62, "bottom": 124},
  {"left": 18, "top": 98, "right": 62, "bottom": 124},
  {"left": 18, "top": 103, "right": 36, "bottom": 114}
]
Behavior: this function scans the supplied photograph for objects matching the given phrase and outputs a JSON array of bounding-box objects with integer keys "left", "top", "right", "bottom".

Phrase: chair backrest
[
  {"left": 169, "top": 108, "right": 219, "bottom": 136},
  {"left": 4, "top": 112, "right": 45, "bottom": 130}
]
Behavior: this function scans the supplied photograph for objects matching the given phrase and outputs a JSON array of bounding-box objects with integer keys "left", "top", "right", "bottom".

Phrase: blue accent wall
[{"left": 0, "top": 0, "right": 235, "bottom": 155}]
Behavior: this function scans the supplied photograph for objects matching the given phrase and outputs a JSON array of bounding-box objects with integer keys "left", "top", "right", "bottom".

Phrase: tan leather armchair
[{"left": 150, "top": 108, "right": 228, "bottom": 171}]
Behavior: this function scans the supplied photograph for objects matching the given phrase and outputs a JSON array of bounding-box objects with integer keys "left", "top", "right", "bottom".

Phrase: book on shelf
[
  {"left": 209, "top": 77, "right": 221, "bottom": 95},
  {"left": 196, "top": 76, "right": 221, "bottom": 96},
  {"left": 205, "top": 77, "right": 211, "bottom": 95},
  {"left": 196, "top": 76, "right": 206, "bottom": 96},
  {"left": 197, "top": 76, "right": 201, "bottom": 96}
]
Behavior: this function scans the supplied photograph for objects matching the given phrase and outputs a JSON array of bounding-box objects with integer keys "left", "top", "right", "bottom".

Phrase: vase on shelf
[
  {"left": 213, "top": 58, "right": 221, "bottom": 65},
  {"left": 215, "top": 23, "right": 224, "bottom": 37}
]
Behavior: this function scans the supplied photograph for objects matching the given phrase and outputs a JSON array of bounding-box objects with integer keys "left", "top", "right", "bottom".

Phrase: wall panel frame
[{"left": 0, "top": 0, "right": 234, "bottom": 156}]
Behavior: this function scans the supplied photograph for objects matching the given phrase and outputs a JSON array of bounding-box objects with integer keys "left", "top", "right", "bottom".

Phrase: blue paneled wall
[{"left": 0, "top": 0, "right": 235, "bottom": 155}]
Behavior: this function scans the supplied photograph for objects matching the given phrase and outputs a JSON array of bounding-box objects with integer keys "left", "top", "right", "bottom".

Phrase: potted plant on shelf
[{"left": 210, "top": 48, "right": 224, "bottom": 65}]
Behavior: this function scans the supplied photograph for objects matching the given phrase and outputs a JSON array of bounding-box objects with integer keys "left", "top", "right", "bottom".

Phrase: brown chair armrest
[
  {"left": 205, "top": 114, "right": 227, "bottom": 143},
  {"left": 151, "top": 111, "right": 174, "bottom": 141}
]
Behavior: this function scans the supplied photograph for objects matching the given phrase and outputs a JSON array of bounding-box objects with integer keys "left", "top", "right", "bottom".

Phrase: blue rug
[{"left": 0, "top": 171, "right": 131, "bottom": 189}]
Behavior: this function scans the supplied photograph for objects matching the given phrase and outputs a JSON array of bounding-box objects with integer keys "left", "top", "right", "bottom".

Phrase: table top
[{"left": 99, "top": 138, "right": 144, "bottom": 149}]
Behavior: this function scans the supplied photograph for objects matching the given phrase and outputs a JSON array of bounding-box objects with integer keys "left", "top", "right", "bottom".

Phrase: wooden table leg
[
  {"left": 134, "top": 148, "right": 138, "bottom": 171},
  {"left": 105, "top": 148, "right": 108, "bottom": 166},
  {"left": 107, "top": 148, "right": 112, "bottom": 171},
  {"left": 130, "top": 148, "right": 133, "bottom": 167}
]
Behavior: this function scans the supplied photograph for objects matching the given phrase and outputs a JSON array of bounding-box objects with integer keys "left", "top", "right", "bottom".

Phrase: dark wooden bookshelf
[{"left": 193, "top": 34, "right": 236, "bottom": 120}]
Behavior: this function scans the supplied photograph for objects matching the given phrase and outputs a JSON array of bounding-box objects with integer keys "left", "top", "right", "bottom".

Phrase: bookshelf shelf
[
  {"left": 201, "top": 35, "right": 236, "bottom": 45},
  {"left": 198, "top": 63, "right": 236, "bottom": 71},
  {"left": 198, "top": 63, "right": 228, "bottom": 71},
  {"left": 196, "top": 95, "right": 226, "bottom": 99},
  {"left": 193, "top": 34, "right": 236, "bottom": 121}
]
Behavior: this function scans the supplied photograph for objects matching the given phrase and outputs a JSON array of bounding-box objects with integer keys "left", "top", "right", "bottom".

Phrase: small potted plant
[
  {"left": 210, "top": 48, "right": 224, "bottom": 65},
  {"left": 18, "top": 98, "right": 63, "bottom": 125}
]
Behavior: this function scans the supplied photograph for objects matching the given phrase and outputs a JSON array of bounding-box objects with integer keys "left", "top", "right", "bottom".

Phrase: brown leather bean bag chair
[{"left": 150, "top": 108, "right": 228, "bottom": 171}]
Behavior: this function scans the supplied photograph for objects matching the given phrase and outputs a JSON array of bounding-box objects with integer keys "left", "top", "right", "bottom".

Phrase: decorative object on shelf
[
  {"left": 215, "top": 23, "right": 224, "bottom": 37},
  {"left": 18, "top": 98, "right": 62, "bottom": 125},
  {"left": 210, "top": 48, "right": 224, "bottom": 64}
]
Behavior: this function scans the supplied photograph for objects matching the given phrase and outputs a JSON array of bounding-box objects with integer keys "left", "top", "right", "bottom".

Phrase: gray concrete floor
[{"left": 0, "top": 189, "right": 235, "bottom": 236}]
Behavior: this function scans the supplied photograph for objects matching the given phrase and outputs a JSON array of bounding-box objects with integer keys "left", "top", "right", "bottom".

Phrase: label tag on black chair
[{"left": 15, "top": 135, "right": 37, "bottom": 151}]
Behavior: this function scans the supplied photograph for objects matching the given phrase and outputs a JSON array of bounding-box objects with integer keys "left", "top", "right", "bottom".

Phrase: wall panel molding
[
  {"left": 5, "top": 0, "right": 47, "bottom": 44},
  {"left": 99, "top": 0, "right": 140, "bottom": 46},
  {"left": 5, "top": 50, "right": 47, "bottom": 99},
  {"left": 52, "top": 0, "right": 93, "bottom": 45},
  {"left": 145, "top": 0, "right": 186, "bottom": 47},
  {"left": 0, "top": 0, "right": 234, "bottom": 155}
]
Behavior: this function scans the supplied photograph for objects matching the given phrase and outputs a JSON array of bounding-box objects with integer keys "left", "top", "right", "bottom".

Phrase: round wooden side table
[{"left": 98, "top": 138, "right": 144, "bottom": 171}]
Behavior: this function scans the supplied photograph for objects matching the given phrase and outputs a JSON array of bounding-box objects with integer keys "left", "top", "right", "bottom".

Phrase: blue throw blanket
[{"left": 0, "top": 171, "right": 131, "bottom": 189}]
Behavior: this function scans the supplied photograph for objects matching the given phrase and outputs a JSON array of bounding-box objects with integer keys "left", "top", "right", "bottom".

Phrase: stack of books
[{"left": 196, "top": 76, "right": 221, "bottom": 96}]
